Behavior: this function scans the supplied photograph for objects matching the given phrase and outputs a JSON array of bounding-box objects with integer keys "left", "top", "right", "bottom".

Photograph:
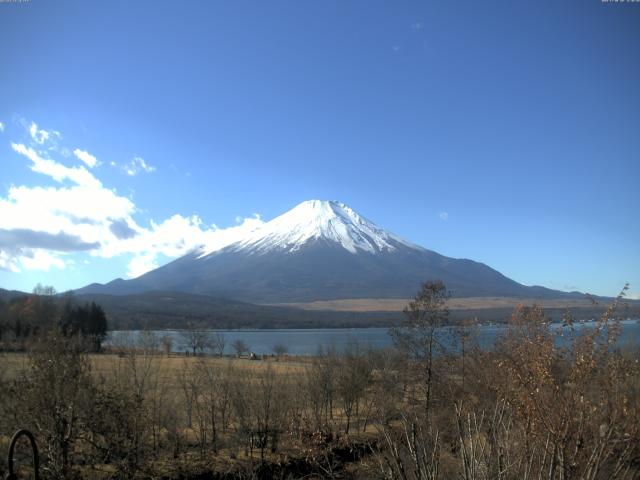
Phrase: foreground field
[
  {"left": 1, "top": 297, "right": 639, "bottom": 479},
  {"left": 1, "top": 348, "right": 385, "bottom": 479}
]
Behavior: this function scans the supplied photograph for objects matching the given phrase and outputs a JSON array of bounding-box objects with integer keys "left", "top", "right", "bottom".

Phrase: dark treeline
[
  {"left": 75, "top": 291, "right": 402, "bottom": 330},
  {"left": 0, "top": 284, "right": 108, "bottom": 352},
  {"left": 71, "top": 291, "right": 639, "bottom": 331}
]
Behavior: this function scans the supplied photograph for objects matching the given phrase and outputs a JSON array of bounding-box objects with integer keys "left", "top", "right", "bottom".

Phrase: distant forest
[{"left": 0, "top": 285, "right": 108, "bottom": 351}]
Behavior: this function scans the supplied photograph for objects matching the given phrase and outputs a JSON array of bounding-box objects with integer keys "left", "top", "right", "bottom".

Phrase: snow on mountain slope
[
  {"left": 75, "top": 199, "right": 581, "bottom": 303},
  {"left": 198, "top": 200, "right": 419, "bottom": 257}
]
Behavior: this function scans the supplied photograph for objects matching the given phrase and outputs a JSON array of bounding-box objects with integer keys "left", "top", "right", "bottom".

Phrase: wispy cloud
[
  {"left": 29, "top": 121, "right": 59, "bottom": 145},
  {"left": 0, "top": 122, "right": 4, "bottom": 133},
  {"left": 73, "top": 148, "right": 99, "bottom": 168},
  {"left": 12, "top": 143, "right": 101, "bottom": 188},
  {"left": 439, "top": 211, "right": 449, "bottom": 221},
  {"left": 122, "top": 156, "right": 155, "bottom": 176}
]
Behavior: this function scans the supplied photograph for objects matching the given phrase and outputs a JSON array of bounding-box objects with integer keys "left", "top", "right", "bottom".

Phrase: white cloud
[
  {"left": 12, "top": 143, "right": 101, "bottom": 188},
  {"left": 19, "top": 249, "right": 66, "bottom": 272},
  {"left": 439, "top": 211, "right": 449, "bottom": 221},
  {"left": 73, "top": 148, "right": 99, "bottom": 168},
  {"left": 123, "top": 156, "right": 155, "bottom": 176},
  {"left": 104, "top": 213, "right": 263, "bottom": 277},
  {"left": 2, "top": 184, "right": 134, "bottom": 231},
  {"left": 0, "top": 122, "right": 4, "bottom": 132},
  {"left": 2, "top": 123, "right": 264, "bottom": 277},
  {"left": 28, "top": 121, "right": 58, "bottom": 145},
  {"left": 127, "top": 253, "right": 159, "bottom": 279},
  {"left": 0, "top": 178, "right": 135, "bottom": 273},
  {"left": 0, "top": 251, "right": 20, "bottom": 273}
]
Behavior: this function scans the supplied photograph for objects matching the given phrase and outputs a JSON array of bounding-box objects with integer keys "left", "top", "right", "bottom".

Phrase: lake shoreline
[{"left": 107, "top": 318, "right": 640, "bottom": 356}]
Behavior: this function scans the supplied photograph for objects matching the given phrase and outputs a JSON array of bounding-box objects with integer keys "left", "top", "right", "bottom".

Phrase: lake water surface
[{"left": 108, "top": 319, "right": 640, "bottom": 356}]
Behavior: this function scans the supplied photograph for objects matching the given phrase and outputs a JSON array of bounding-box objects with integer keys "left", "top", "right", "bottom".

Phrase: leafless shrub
[
  {"left": 9, "top": 333, "right": 96, "bottom": 479},
  {"left": 378, "top": 412, "right": 441, "bottom": 480},
  {"left": 212, "top": 331, "right": 227, "bottom": 357}
]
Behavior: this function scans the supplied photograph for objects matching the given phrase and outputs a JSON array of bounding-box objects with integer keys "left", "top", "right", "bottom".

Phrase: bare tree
[
  {"left": 103, "top": 329, "right": 162, "bottom": 476},
  {"left": 390, "top": 280, "right": 449, "bottom": 420},
  {"left": 179, "top": 324, "right": 211, "bottom": 356},
  {"left": 231, "top": 338, "right": 250, "bottom": 358},
  {"left": 336, "top": 342, "right": 373, "bottom": 434},
  {"left": 377, "top": 413, "right": 441, "bottom": 480},
  {"left": 13, "top": 333, "right": 96, "bottom": 479},
  {"left": 273, "top": 343, "right": 288, "bottom": 359},
  {"left": 212, "top": 332, "right": 227, "bottom": 357},
  {"left": 178, "top": 361, "right": 199, "bottom": 430},
  {"left": 194, "top": 358, "right": 222, "bottom": 452},
  {"left": 217, "top": 362, "right": 236, "bottom": 434},
  {"left": 230, "top": 366, "right": 290, "bottom": 462},
  {"left": 138, "top": 329, "right": 160, "bottom": 355},
  {"left": 370, "top": 349, "right": 408, "bottom": 427},
  {"left": 305, "top": 346, "right": 339, "bottom": 432},
  {"left": 160, "top": 335, "right": 173, "bottom": 356}
]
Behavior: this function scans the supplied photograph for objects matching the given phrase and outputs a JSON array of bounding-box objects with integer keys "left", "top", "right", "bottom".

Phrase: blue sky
[{"left": 0, "top": 0, "right": 638, "bottom": 298}]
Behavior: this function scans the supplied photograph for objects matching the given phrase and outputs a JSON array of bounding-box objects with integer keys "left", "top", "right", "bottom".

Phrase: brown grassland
[{"left": 265, "top": 296, "right": 610, "bottom": 312}]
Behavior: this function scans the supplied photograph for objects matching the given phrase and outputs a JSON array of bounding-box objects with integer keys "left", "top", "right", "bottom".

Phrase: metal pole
[{"left": 5, "top": 429, "right": 39, "bottom": 480}]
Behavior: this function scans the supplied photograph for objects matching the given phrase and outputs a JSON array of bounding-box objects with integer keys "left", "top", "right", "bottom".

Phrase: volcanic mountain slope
[{"left": 77, "top": 200, "right": 577, "bottom": 303}]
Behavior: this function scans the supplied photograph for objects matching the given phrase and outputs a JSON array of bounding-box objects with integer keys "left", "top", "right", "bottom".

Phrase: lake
[{"left": 107, "top": 319, "right": 640, "bottom": 356}]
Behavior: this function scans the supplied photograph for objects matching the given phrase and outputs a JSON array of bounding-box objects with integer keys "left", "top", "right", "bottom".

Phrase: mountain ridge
[{"left": 75, "top": 199, "right": 586, "bottom": 303}]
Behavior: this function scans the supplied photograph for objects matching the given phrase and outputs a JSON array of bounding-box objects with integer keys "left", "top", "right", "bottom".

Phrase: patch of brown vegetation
[{"left": 267, "top": 296, "right": 602, "bottom": 312}]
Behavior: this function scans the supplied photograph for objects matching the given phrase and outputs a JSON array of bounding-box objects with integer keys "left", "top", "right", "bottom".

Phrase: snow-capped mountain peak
[
  {"left": 199, "top": 200, "right": 417, "bottom": 257},
  {"left": 77, "top": 200, "right": 562, "bottom": 303}
]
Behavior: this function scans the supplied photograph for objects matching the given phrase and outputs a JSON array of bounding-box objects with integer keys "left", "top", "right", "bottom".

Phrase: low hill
[
  {"left": 75, "top": 290, "right": 639, "bottom": 330},
  {"left": 73, "top": 291, "right": 401, "bottom": 329},
  {"left": 0, "top": 287, "right": 29, "bottom": 302}
]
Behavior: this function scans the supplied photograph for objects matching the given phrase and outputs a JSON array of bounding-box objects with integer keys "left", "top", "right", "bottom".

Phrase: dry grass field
[
  {"left": 1, "top": 351, "right": 313, "bottom": 385},
  {"left": 268, "top": 296, "right": 606, "bottom": 312},
  {"left": 0, "top": 350, "right": 367, "bottom": 478}
]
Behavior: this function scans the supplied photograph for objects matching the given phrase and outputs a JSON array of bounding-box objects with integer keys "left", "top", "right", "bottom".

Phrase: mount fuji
[{"left": 77, "top": 200, "right": 574, "bottom": 303}]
